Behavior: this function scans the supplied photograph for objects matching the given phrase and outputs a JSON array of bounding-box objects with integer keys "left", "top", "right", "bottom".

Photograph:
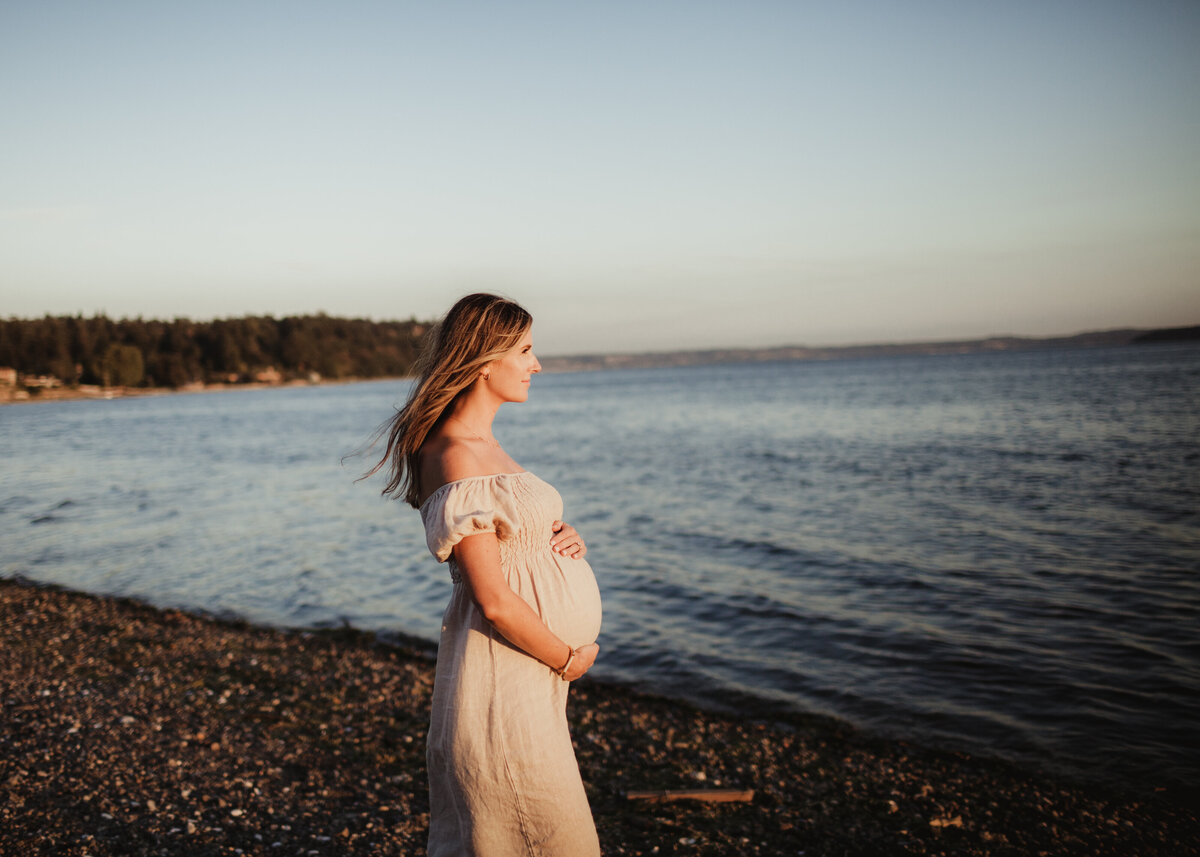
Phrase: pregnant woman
[{"left": 368, "top": 293, "right": 603, "bottom": 856}]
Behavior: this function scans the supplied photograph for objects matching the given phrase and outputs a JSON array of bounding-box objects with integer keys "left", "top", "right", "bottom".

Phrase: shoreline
[
  {"left": 3, "top": 577, "right": 1196, "bottom": 855},
  {"left": 6, "top": 327, "right": 1197, "bottom": 407}
]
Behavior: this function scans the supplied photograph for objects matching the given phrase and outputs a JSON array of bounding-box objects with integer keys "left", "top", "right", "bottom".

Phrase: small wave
[
  {"left": 27, "top": 498, "right": 79, "bottom": 525},
  {"left": 747, "top": 449, "right": 804, "bottom": 464},
  {"left": 992, "top": 448, "right": 1044, "bottom": 460},
  {"left": 669, "top": 530, "right": 808, "bottom": 563},
  {"left": 0, "top": 495, "right": 36, "bottom": 513}
]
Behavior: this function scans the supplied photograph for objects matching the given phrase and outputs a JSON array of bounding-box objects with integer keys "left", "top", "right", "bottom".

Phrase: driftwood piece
[{"left": 625, "top": 788, "right": 755, "bottom": 803}]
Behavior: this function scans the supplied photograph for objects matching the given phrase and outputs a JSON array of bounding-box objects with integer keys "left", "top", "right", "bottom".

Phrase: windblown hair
[{"left": 366, "top": 293, "right": 532, "bottom": 507}]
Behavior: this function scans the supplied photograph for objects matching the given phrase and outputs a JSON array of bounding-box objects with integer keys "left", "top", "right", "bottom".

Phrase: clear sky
[{"left": 2, "top": 1, "right": 1198, "bottom": 355}]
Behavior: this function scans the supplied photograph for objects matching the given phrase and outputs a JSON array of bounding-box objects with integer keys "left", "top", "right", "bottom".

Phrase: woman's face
[{"left": 482, "top": 327, "right": 541, "bottom": 403}]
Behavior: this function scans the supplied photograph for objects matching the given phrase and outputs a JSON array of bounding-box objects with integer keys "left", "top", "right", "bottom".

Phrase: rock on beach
[{"left": 1, "top": 577, "right": 1196, "bottom": 856}]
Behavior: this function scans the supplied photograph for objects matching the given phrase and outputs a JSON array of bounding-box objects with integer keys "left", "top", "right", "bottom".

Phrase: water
[{"left": 3, "top": 343, "right": 1198, "bottom": 797}]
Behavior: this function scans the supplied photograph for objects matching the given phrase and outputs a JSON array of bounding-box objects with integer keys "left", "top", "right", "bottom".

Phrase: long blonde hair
[{"left": 367, "top": 293, "right": 533, "bottom": 507}]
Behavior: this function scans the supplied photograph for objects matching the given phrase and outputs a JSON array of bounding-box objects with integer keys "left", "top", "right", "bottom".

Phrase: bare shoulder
[
  {"left": 418, "top": 434, "right": 490, "bottom": 502},
  {"left": 438, "top": 438, "right": 492, "bottom": 483}
]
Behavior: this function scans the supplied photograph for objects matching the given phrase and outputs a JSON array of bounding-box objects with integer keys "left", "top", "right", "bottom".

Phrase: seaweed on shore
[{"left": 1, "top": 577, "right": 1196, "bottom": 856}]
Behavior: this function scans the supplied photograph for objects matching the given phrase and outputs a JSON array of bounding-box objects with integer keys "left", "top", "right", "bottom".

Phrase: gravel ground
[{"left": 2, "top": 577, "right": 1195, "bottom": 856}]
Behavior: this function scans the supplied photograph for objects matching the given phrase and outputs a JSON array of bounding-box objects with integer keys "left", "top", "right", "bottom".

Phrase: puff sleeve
[{"left": 419, "top": 475, "right": 521, "bottom": 563}]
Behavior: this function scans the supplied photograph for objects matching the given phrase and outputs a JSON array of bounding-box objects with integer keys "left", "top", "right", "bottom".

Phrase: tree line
[{"left": 0, "top": 314, "right": 428, "bottom": 388}]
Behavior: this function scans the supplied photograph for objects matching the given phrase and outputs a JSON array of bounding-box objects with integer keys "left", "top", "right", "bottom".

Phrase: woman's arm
[{"left": 453, "top": 531, "right": 598, "bottom": 680}]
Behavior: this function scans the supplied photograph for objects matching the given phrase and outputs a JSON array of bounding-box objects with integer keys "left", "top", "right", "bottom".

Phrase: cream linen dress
[{"left": 420, "top": 471, "right": 603, "bottom": 857}]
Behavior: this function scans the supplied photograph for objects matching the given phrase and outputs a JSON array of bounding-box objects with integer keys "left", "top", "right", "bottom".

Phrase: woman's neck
[{"left": 445, "top": 394, "right": 500, "bottom": 438}]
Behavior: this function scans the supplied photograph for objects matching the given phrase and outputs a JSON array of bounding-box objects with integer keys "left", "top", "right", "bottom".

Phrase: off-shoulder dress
[{"left": 419, "top": 471, "right": 603, "bottom": 857}]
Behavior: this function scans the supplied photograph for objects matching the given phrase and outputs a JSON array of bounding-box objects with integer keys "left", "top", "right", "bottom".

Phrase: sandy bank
[
  {"left": 0, "top": 379, "right": 357, "bottom": 406},
  {"left": 1, "top": 577, "right": 1195, "bottom": 856}
]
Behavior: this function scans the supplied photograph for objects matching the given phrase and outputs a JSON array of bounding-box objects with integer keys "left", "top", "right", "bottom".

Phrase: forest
[{"left": 0, "top": 314, "right": 427, "bottom": 388}]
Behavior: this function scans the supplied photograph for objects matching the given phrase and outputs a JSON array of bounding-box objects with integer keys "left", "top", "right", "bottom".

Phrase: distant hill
[{"left": 539, "top": 325, "right": 1200, "bottom": 373}]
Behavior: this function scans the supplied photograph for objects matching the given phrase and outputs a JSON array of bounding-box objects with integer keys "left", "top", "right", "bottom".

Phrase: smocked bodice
[{"left": 420, "top": 471, "right": 563, "bottom": 582}]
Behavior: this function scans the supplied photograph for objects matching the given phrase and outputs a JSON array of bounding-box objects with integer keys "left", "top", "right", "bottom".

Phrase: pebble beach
[{"left": 2, "top": 577, "right": 1196, "bottom": 856}]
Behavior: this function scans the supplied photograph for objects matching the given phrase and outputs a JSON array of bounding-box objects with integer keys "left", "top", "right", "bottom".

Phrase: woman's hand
[
  {"left": 561, "top": 642, "right": 599, "bottom": 681},
  {"left": 550, "top": 520, "right": 587, "bottom": 559}
]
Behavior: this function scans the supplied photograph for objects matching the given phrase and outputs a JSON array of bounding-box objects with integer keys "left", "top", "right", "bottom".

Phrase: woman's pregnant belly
[
  {"left": 554, "top": 555, "right": 603, "bottom": 648},
  {"left": 509, "top": 551, "right": 602, "bottom": 649}
]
